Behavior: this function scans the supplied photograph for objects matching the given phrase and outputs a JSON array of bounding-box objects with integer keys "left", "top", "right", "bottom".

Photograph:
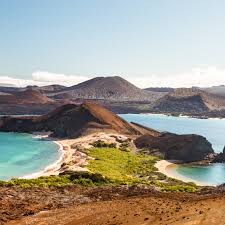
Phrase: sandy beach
[
  {"left": 23, "top": 132, "right": 129, "bottom": 179},
  {"left": 25, "top": 132, "right": 213, "bottom": 187},
  {"left": 155, "top": 160, "right": 212, "bottom": 186}
]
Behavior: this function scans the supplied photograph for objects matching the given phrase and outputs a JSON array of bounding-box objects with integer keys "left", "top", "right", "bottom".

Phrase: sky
[{"left": 0, "top": 0, "right": 225, "bottom": 88}]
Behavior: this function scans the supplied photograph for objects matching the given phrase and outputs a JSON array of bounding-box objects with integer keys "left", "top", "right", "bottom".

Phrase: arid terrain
[{"left": 3, "top": 185, "right": 225, "bottom": 225}]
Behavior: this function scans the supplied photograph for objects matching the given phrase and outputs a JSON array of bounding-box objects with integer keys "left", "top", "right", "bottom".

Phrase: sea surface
[
  {"left": 0, "top": 132, "right": 60, "bottom": 180},
  {"left": 120, "top": 113, "right": 225, "bottom": 185}
]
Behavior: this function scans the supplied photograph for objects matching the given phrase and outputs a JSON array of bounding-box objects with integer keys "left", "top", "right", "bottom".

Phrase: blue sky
[{"left": 0, "top": 0, "right": 225, "bottom": 87}]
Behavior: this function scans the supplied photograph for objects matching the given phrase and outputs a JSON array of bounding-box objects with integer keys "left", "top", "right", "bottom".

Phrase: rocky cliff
[{"left": 134, "top": 133, "right": 214, "bottom": 162}]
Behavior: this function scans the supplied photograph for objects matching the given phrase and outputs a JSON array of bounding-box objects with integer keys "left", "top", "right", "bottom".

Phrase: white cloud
[
  {"left": 1, "top": 66, "right": 225, "bottom": 88},
  {"left": 128, "top": 66, "right": 225, "bottom": 88},
  {"left": 0, "top": 76, "right": 36, "bottom": 87},
  {"left": 32, "top": 71, "right": 89, "bottom": 86},
  {"left": 0, "top": 71, "right": 90, "bottom": 87}
]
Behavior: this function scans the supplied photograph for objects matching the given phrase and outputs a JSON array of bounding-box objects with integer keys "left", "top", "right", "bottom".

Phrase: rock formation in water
[
  {"left": 212, "top": 146, "right": 225, "bottom": 163},
  {"left": 134, "top": 133, "right": 214, "bottom": 162}
]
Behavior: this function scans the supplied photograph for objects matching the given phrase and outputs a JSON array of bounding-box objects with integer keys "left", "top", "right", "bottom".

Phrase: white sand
[
  {"left": 155, "top": 160, "right": 212, "bottom": 186},
  {"left": 22, "top": 132, "right": 129, "bottom": 179},
  {"left": 23, "top": 132, "right": 213, "bottom": 187}
]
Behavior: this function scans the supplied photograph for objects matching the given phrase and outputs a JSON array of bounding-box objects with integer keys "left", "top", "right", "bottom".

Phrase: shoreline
[
  {"left": 142, "top": 112, "right": 225, "bottom": 120},
  {"left": 155, "top": 160, "right": 213, "bottom": 186},
  {"left": 21, "top": 134, "right": 66, "bottom": 179},
  {"left": 19, "top": 133, "right": 216, "bottom": 187},
  {"left": 21, "top": 132, "right": 130, "bottom": 180}
]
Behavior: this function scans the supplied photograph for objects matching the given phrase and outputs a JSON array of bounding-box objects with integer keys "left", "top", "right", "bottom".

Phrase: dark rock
[
  {"left": 134, "top": 133, "right": 214, "bottom": 162},
  {"left": 212, "top": 147, "right": 225, "bottom": 163}
]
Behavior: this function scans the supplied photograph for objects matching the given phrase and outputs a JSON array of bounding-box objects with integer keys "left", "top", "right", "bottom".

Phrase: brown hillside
[
  {"left": 171, "top": 88, "right": 225, "bottom": 110},
  {"left": 152, "top": 87, "right": 225, "bottom": 113},
  {"left": 0, "top": 102, "right": 142, "bottom": 137},
  {"left": 0, "top": 89, "right": 55, "bottom": 104}
]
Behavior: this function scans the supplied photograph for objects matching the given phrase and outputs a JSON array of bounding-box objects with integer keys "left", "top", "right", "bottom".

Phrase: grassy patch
[
  {"left": 87, "top": 147, "right": 198, "bottom": 192},
  {"left": 0, "top": 172, "right": 110, "bottom": 188},
  {"left": 87, "top": 147, "right": 158, "bottom": 184}
]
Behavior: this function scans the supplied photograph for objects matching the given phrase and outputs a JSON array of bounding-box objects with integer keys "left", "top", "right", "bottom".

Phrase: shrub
[
  {"left": 3, "top": 171, "right": 110, "bottom": 188},
  {"left": 119, "top": 142, "right": 130, "bottom": 151},
  {"left": 91, "top": 140, "right": 117, "bottom": 148},
  {"left": 87, "top": 147, "right": 159, "bottom": 185}
]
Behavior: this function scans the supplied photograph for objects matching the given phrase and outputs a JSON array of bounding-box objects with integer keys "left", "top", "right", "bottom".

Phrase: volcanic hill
[
  {"left": 152, "top": 87, "right": 225, "bottom": 114},
  {"left": 49, "top": 76, "right": 165, "bottom": 102},
  {"left": 0, "top": 89, "right": 63, "bottom": 115},
  {"left": 0, "top": 102, "right": 143, "bottom": 137},
  {"left": 0, "top": 89, "right": 55, "bottom": 104}
]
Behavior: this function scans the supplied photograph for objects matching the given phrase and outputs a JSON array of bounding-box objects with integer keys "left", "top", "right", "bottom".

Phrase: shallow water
[
  {"left": 0, "top": 132, "right": 60, "bottom": 180},
  {"left": 120, "top": 113, "right": 225, "bottom": 185},
  {"left": 169, "top": 163, "right": 225, "bottom": 185}
]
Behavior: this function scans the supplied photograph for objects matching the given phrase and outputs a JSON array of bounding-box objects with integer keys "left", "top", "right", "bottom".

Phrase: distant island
[{"left": 1, "top": 76, "right": 225, "bottom": 118}]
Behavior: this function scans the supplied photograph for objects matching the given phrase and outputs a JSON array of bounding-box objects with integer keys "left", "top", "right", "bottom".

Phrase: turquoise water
[
  {"left": 120, "top": 113, "right": 225, "bottom": 185},
  {"left": 120, "top": 114, "right": 225, "bottom": 153},
  {"left": 168, "top": 164, "right": 225, "bottom": 185},
  {"left": 0, "top": 132, "right": 60, "bottom": 180}
]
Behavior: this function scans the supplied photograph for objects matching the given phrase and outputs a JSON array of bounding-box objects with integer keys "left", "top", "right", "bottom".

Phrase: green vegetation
[
  {"left": 119, "top": 141, "right": 130, "bottom": 151},
  {"left": 87, "top": 147, "right": 158, "bottom": 184},
  {"left": 0, "top": 145, "right": 198, "bottom": 192},
  {"left": 87, "top": 147, "right": 198, "bottom": 192},
  {"left": 0, "top": 172, "right": 110, "bottom": 188},
  {"left": 91, "top": 140, "right": 117, "bottom": 148}
]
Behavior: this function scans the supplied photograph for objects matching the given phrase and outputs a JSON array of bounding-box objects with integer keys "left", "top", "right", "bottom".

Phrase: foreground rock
[{"left": 134, "top": 133, "right": 214, "bottom": 162}]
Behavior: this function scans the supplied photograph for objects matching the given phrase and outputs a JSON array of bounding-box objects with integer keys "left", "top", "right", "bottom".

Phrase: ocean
[
  {"left": 120, "top": 113, "right": 225, "bottom": 185},
  {"left": 0, "top": 132, "right": 60, "bottom": 180}
]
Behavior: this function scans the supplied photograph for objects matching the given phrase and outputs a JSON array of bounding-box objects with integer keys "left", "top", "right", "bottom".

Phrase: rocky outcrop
[
  {"left": 134, "top": 133, "right": 214, "bottom": 162},
  {"left": 0, "top": 102, "right": 142, "bottom": 138},
  {"left": 212, "top": 146, "right": 225, "bottom": 163}
]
